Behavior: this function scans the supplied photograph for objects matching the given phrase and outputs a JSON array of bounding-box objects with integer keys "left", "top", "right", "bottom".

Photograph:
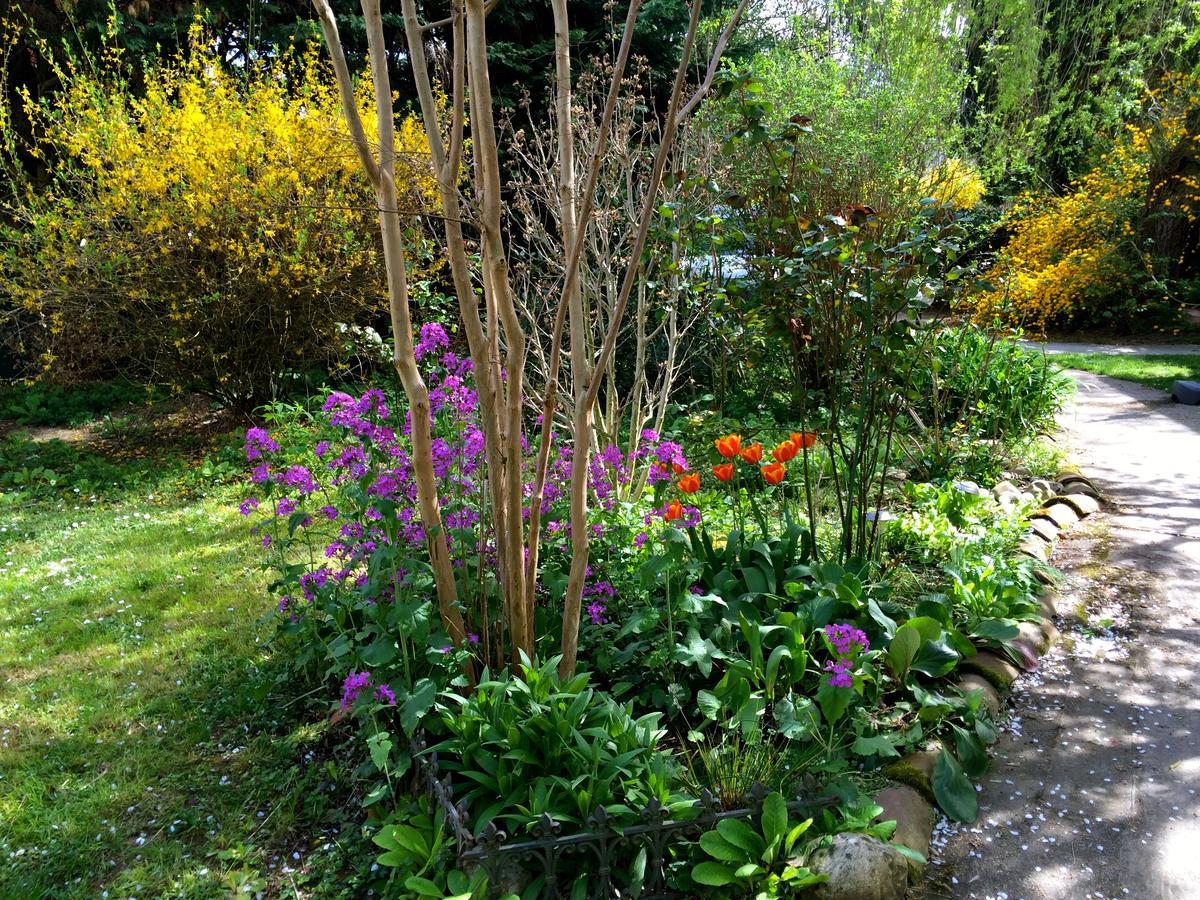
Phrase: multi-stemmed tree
[{"left": 310, "top": 0, "right": 747, "bottom": 675}]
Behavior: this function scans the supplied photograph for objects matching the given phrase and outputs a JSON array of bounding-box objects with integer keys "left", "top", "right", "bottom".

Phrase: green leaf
[
  {"left": 952, "top": 723, "right": 989, "bottom": 777},
  {"left": 699, "top": 831, "right": 745, "bottom": 862},
  {"left": 403, "top": 876, "right": 444, "bottom": 897},
  {"left": 775, "top": 696, "right": 820, "bottom": 740},
  {"left": 400, "top": 678, "right": 438, "bottom": 736},
  {"left": 932, "top": 747, "right": 978, "bottom": 822},
  {"left": 696, "top": 689, "right": 723, "bottom": 721},
  {"left": 887, "top": 624, "right": 921, "bottom": 679},
  {"left": 816, "top": 679, "right": 852, "bottom": 726},
  {"left": 972, "top": 618, "right": 1019, "bottom": 643},
  {"left": 716, "top": 817, "right": 765, "bottom": 855},
  {"left": 366, "top": 730, "right": 392, "bottom": 772},
  {"left": 761, "top": 792, "right": 788, "bottom": 846},
  {"left": 691, "top": 861, "right": 735, "bottom": 886},
  {"left": 360, "top": 635, "right": 398, "bottom": 666},
  {"left": 911, "top": 638, "right": 959, "bottom": 677},
  {"left": 851, "top": 733, "right": 900, "bottom": 759}
]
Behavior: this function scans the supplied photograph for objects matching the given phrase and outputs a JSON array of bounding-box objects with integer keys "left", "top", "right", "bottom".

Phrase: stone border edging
[{"left": 809, "top": 469, "right": 1103, "bottom": 899}]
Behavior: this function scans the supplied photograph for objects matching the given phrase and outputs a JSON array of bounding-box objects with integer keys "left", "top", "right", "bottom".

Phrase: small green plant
[
  {"left": 435, "top": 656, "right": 676, "bottom": 833},
  {"left": 373, "top": 806, "right": 493, "bottom": 899},
  {"left": 690, "top": 792, "right": 826, "bottom": 896}
]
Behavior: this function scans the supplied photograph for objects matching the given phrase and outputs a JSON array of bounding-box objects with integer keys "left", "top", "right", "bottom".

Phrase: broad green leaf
[
  {"left": 775, "top": 696, "right": 820, "bottom": 740},
  {"left": 403, "top": 876, "right": 443, "bottom": 897},
  {"left": 933, "top": 748, "right": 978, "bottom": 822},
  {"left": 761, "top": 792, "right": 788, "bottom": 846},
  {"left": 366, "top": 730, "right": 392, "bottom": 772},
  {"left": 699, "top": 831, "right": 745, "bottom": 862},
  {"left": 972, "top": 618, "right": 1019, "bottom": 643},
  {"left": 400, "top": 678, "right": 438, "bottom": 736},
  {"left": 887, "top": 624, "right": 921, "bottom": 678},
  {"left": 691, "top": 861, "right": 735, "bottom": 886},
  {"left": 952, "top": 723, "right": 989, "bottom": 777},
  {"left": 851, "top": 733, "right": 900, "bottom": 759},
  {"left": 717, "top": 817, "right": 765, "bottom": 855}
]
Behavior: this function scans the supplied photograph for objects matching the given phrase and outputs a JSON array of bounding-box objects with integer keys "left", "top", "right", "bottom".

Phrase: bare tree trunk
[{"left": 312, "top": 0, "right": 466, "bottom": 647}]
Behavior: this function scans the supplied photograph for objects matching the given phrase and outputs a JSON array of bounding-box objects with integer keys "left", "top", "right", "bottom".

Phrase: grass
[
  {"left": 1052, "top": 353, "right": 1200, "bottom": 392},
  {"left": 0, "top": 445, "right": 375, "bottom": 896}
]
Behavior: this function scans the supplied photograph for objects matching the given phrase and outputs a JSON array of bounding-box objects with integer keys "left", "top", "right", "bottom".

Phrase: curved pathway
[
  {"left": 921, "top": 371, "right": 1200, "bottom": 900},
  {"left": 1019, "top": 340, "right": 1200, "bottom": 356}
]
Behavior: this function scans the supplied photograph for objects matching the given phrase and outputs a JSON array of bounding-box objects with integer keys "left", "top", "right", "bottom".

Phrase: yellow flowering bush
[
  {"left": 971, "top": 75, "right": 1199, "bottom": 331},
  {"left": 1, "top": 28, "right": 438, "bottom": 407},
  {"left": 921, "top": 158, "right": 986, "bottom": 209}
]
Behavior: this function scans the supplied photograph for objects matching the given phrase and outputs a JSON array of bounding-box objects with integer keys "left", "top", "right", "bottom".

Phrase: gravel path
[{"left": 920, "top": 371, "right": 1200, "bottom": 900}]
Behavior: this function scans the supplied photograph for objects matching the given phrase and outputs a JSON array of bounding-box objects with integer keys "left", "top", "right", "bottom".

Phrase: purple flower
[
  {"left": 244, "top": 427, "right": 279, "bottom": 462},
  {"left": 275, "top": 497, "right": 297, "bottom": 516},
  {"left": 280, "top": 465, "right": 318, "bottom": 495},
  {"left": 414, "top": 322, "right": 450, "bottom": 360},
  {"left": 261, "top": 534, "right": 271, "bottom": 548},
  {"left": 340, "top": 670, "right": 371, "bottom": 708},
  {"left": 238, "top": 497, "right": 259, "bottom": 516},
  {"left": 315, "top": 440, "right": 331, "bottom": 457},
  {"left": 373, "top": 684, "right": 397, "bottom": 706},
  {"left": 634, "top": 531, "right": 649, "bottom": 550},
  {"left": 320, "top": 505, "right": 339, "bottom": 520},
  {"left": 823, "top": 623, "right": 869, "bottom": 657},
  {"left": 824, "top": 658, "right": 854, "bottom": 688}
]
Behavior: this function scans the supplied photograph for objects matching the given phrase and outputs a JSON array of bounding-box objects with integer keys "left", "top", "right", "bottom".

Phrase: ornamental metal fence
[{"left": 411, "top": 736, "right": 834, "bottom": 899}]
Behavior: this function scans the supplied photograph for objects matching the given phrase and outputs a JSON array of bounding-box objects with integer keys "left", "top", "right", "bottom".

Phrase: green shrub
[
  {"left": 1, "top": 28, "right": 437, "bottom": 409},
  {"left": 435, "top": 656, "right": 676, "bottom": 834}
]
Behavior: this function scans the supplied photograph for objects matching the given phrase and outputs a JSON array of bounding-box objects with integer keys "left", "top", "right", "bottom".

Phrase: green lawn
[
  {"left": 1053, "top": 353, "right": 1200, "bottom": 392},
  {"left": 0, "top": 469, "right": 372, "bottom": 896}
]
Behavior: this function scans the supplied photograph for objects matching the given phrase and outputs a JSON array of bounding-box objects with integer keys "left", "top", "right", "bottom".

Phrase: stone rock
[
  {"left": 1033, "top": 567, "right": 1056, "bottom": 587},
  {"left": 1040, "top": 615, "right": 1060, "bottom": 645},
  {"left": 1028, "top": 518, "right": 1060, "bottom": 543},
  {"left": 961, "top": 651, "right": 1021, "bottom": 690},
  {"left": 992, "top": 479, "right": 1021, "bottom": 499},
  {"left": 1062, "top": 480, "right": 1101, "bottom": 499},
  {"left": 1018, "top": 537, "right": 1050, "bottom": 561},
  {"left": 1038, "top": 592, "right": 1058, "bottom": 619},
  {"left": 1028, "top": 479, "right": 1062, "bottom": 501},
  {"left": 955, "top": 673, "right": 1003, "bottom": 718},
  {"left": 809, "top": 833, "right": 908, "bottom": 900},
  {"left": 1170, "top": 379, "right": 1200, "bottom": 405},
  {"left": 874, "top": 785, "right": 934, "bottom": 880},
  {"left": 1016, "top": 619, "right": 1051, "bottom": 654},
  {"left": 1039, "top": 502, "right": 1080, "bottom": 528},
  {"left": 997, "top": 492, "right": 1021, "bottom": 511},
  {"left": 882, "top": 749, "right": 939, "bottom": 800},
  {"left": 1009, "top": 639, "right": 1040, "bottom": 672},
  {"left": 1056, "top": 493, "right": 1100, "bottom": 517}
]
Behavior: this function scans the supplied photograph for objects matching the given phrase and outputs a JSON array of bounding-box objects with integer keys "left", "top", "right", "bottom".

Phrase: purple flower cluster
[
  {"left": 584, "top": 580, "right": 617, "bottom": 625},
  {"left": 340, "top": 670, "right": 397, "bottom": 708},
  {"left": 822, "top": 623, "right": 869, "bottom": 689}
]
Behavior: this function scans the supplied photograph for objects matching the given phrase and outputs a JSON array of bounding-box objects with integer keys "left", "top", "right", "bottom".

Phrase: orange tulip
[
  {"left": 664, "top": 499, "right": 684, "bottom": 521},
  {"left": 677, "top": 472, "right": 701, "bottom": 494},
  {"left": 715, "top": 434, "right": 742, "bottom": 458},
  {"left": 772, "top": 439, "right": 798, "bottom": 463},
  {"left": 762, "top": 461, "right": 787, "bottom": 485},
  {"left": 672, "top": 462, "right": 685, "bottom": 475},
  {"left": 740, "top": 442, "right": 764, "bottom": 464},
  {"left": 712, "top": 462, "right": 735, "bottom": 482},
  {"left": 791, "top": 431, "right": 818, "bottom": 449}
]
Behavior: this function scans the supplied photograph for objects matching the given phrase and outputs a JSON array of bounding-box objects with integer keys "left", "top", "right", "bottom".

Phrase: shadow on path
[{"left": 919, "top": 371, "right": 1200, "bottom": 900}]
